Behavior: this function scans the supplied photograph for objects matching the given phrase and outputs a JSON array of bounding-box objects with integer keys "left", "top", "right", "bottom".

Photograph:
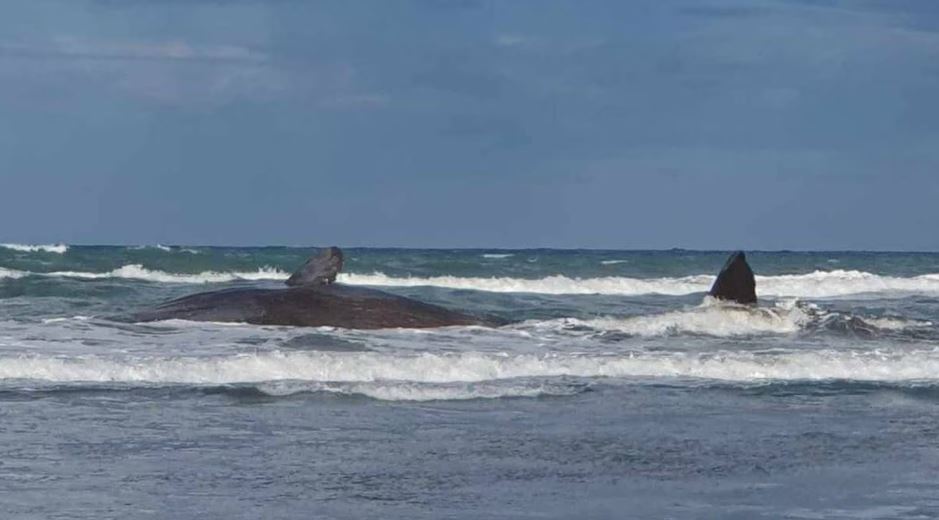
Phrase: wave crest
[
  {"left": 0, "top": 243, "right": 68, "bottom": 254},
  {"left": 4, "top": 349, "right": 939, "bottom": 398},
  {"left": 340, "top": 270, "right": 939, "bottom": 298},
  {"left": 255, "top": 380, "right": 584, "bottom": 401},
  {"left": 338, "top": 272, "right": 713, "bottom": 295},
  {"left": 537, "top": 299, "right": 810, "bottom": 337},
  {"left": 5, "top": 264, "right": 939, "bottom": 298},
  {"left": 0, "top": 267, "right": 27, "bottom": 280},
  {"left": 47, "top": 265, "right": 287, "bottom": 284}
]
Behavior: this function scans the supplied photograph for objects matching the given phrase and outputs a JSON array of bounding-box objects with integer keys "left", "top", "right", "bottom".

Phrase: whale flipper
[
  {"left": 709, "top": 251, "right": 756, "bottom": 305},
  {"left": 285, "top": 246, "right": 344, "bottom": 286}
]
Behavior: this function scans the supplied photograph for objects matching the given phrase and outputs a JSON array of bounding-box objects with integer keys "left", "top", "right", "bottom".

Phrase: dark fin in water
[
  {"left": 708, "top": 251, "right": 757, "bottom": 305},
  {"left": 285, "top": 246, "right": 344, "bottom": 287}
]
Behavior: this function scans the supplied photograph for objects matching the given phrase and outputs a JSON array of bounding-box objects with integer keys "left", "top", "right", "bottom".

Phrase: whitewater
[
  {"left": 4, "top": 246, "right": 939, "bottom": 518},
  {"left": 3, "top": 245, "right": 938, "bottom": 394},
  {"left": 4, "top": 264, "right": 939, "bottom": 299}
]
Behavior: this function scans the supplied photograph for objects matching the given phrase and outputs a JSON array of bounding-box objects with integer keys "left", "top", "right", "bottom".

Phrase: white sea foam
[
  {"left": 338, "top": 272, "right": 713, "bottom": 295},
  {"left": 255, "top": 380, "right": 582, "bottom": 401},
  {"left": 600, "top": 260, "right": 628, "bottom": 265},
  {"left": 40, "top": 316, "right": 93, "bottom": 324},
  {"left": 47, "top": 265, "right": 288, "bottom": 284},
  {"left": 482, "top": 253, "right": 514, "bottom": 259},
  {"left": 127, "top": 244, "right": 190, "bottom": 253},
  {"left": 0, "top": 268, "right": 27, "bottom": 280},
  {"left": 756, "top": 270, "right": 939, "bottom": 298},
  {"left": 3, "top": 349, "right": 939, "bottom": 396},
  {"left": 0, "top": 243, "right": 68, "bottom": 254},
  {"left": 538, "top": 300, "right": 811, "bottom": 337},
  {"left": 857, "top": 317, "right": 932, "bottom": 330},
  {"left": 340, "top": 270, "right": 939, "bottom": 298},
  {"left": 6, "top": 263, "right": 939, "bottom": 298}
]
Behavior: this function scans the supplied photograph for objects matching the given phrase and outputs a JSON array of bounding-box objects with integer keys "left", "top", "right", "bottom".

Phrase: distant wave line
[
  {"left": 0, "top": 243, "right": 68, "bottom": 254},
  {"left": 2, "top": 265, "right": 939, "bottom": 297}
]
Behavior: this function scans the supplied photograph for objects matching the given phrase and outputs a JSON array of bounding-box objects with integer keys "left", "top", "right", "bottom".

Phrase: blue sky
[{"left": 1, "top": 0, "right": 938, "bottom": 249}]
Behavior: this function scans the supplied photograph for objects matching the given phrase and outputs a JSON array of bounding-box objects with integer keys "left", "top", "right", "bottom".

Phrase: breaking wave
[
  {"left": 54, "top": 265, "right": 288, "bottom": 283},
  {"left": 338, "top": 272, "right": 712, "bottom": 295},
  {"left": 254, "top": 380, "right": 584, "bottom": 401},
  {"left": 859, "top": 317, "right": 933, "bottom": 330},
  {"left": 339, "top": 270, "right": 939, "bottom": 298},
  {"left": 526, "top": 300, "right": 932, "bottom": 337},
  {"left": 129, "top": 244, "right": 172, "bottom": 252},
  {"left": 4, "top": 265, "right": 290, "bottom": 283},
  {"left": 0, "top": 243, "right": 68, "bottom": 254},
  {"left": 534, "top": 299, "right": 811, "bottom": 337},
  {"left": 0, "top": 267, "right": 27, "bottom": 280},
  {"left": 128, "top": 244, "right": 200, "bottom": 253},
  {"left": 3, "top": 264, "right": 939, "bottom": 298},
  {"left": 4, "top": 348, "right": 939, "bottom": 400}
]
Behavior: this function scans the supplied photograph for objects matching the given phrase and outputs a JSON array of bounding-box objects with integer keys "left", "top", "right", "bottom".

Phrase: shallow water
[{"left": 2, "top": 244, "right": 939, "bottom": 518}]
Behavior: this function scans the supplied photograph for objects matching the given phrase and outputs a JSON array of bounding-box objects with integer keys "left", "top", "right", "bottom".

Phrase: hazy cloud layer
[{"left": 1, "top": 0, "right": 938, "bottom": 248}]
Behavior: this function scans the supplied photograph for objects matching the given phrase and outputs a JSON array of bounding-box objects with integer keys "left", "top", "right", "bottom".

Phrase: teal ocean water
[{"left": 3, "top": 244, "right": 939, "bottom": 518}]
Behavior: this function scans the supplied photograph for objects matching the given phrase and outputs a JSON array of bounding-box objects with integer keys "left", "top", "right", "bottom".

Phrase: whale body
[{"left": 131, "top": 247, "right": 500, "bottom": 329}]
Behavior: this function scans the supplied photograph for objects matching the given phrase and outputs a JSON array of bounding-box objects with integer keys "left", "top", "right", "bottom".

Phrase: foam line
[{"left": 0, "top": 243, "right": 68, "bottom": 254}]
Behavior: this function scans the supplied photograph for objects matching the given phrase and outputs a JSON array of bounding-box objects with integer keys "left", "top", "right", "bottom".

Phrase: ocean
[{"left": 2, "top": 244, "right": 939, "bottom": 519}]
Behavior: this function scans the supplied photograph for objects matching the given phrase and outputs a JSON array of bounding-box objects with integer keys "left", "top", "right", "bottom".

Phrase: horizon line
[{"left": 5, "top": 242, "right": 939, "bottom": 254}]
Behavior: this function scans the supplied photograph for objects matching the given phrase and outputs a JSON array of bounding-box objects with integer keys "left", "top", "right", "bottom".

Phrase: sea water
[{"left": 2, "top": 245, "right": 939, "bottom": 518}]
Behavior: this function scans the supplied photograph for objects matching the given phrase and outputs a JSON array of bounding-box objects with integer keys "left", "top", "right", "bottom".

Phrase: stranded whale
[
  {"left": 131, "top": 248, "right": 759, "bottom": 329},
  {"left": 708, "top": 251, "right": 757, "bottom": 305},
  {"left": 131, "top": 247, "right": 501, "bottom": 329}
]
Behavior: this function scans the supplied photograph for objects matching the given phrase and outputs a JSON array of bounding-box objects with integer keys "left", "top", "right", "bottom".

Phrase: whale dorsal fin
[
  {"left": 286, "top": 246, "right": 344, "bottom": 287},
  {"left": 708, "top": 251, "right": 757, "bottom": 304}
]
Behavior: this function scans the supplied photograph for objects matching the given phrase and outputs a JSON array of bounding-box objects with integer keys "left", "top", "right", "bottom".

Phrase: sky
[{"left": 1, "top": 0, "right": 938, "bottom": 250}]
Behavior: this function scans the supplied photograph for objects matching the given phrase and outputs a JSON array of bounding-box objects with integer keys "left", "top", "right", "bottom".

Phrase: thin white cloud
[
  {"left": 0, "top": 37, "right": 277, "bottom": 106},
  {"left": 0, "top": 37, "right": 388, "bottom": 109},
  {"left": 319, "top": 93, "right": 389, "bottom": 109},
  {"left": 1, "top": 37, "right": 267, "bottom": 63},
  {"left": 494, "top": 34, "right": 534, "bottom": 48}
]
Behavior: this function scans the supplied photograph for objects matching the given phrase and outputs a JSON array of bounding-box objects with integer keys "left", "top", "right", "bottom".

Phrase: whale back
[
  {"left": 708, "top": 251, "right": 756, "bottom": 305},
  {"left": 285, "top": 246, "right": 344, "bottom": 286}
]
